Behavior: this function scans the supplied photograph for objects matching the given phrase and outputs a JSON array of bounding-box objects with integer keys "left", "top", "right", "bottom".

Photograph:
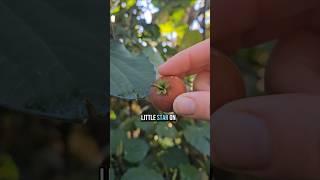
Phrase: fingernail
[
  {"left": 173, "top": 96, "right": 196, "bottom": 115},
  {"left": 212, "top": 111, "right": 271, "bottom": 170}
]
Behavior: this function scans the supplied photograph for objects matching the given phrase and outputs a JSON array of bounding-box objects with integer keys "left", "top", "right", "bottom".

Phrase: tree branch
[{"left": 201, "top": 0, "right": 208, "bottom": 40}]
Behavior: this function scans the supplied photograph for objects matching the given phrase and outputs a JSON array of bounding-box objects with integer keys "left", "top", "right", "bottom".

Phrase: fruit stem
[
  {"left": 152, "top": 82, "right": 168, "bottom": 95},
  {"left": 152, "top": 83, "right": 163, "bottom": 90}
]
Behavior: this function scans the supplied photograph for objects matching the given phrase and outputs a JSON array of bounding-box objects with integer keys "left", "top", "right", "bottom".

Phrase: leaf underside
[{"left": 0, "top": 1, "right": 107, "bottom": 121}]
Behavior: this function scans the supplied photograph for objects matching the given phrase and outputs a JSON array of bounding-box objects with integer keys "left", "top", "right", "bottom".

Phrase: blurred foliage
[
  {"left": 0, "top": 110, "right": 106, "bottom": 180},
  {"left": 110, "top": 0, "right": 210, "bottom": 179},
  {"left": 0, "top": 0, "right": 107, "bottom": 120},
  {"left": 233, "top": 42, "right": 275, "bottom": 97},
  {"left": 0, "top": 153, "right": 19, "bottom": 180}
]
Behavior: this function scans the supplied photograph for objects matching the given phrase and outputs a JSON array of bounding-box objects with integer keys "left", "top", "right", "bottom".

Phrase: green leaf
[
  {"left": 141, "top": 154, "right": 159, "bottom": 169},
  {"left": 179, "top": 164, "right": 201, "bottom": 180},
  {"left": 110, "top": 129, "right": 127, "bottom": 154},
  {"left": 119, "top": 116, "right": 137, "bottom": 131},
  {"left": 123, "top": 139, "right": 149, "bottom": 163},
  {"left": 177, "top": 118, "right": 194, "bottom": 129},
  {"left": 170, "top": 8, "right": 185, "bottom": 24},
  {"left": 160, "top": 147, "right": 189, "bottom": 168},
  {"left": 114, "top": 25, "right": 131, "bottom": 39},
  {"left": 159, "top": 21, "right": 175, "bottom": 34},
  {"left": 110, "top": 110, "right": 117, "bottom": 120},
  {"left": 126, "top": 0, "right": 136, "bottom": 9},
  {"left": 175, "top": 24, "right": 189, "bottom": 43},
  {"left": 155, "top": 122, "right": 177, "bottom": 138},
  {"left": 142, "top": 24, "right": 161, "bottom": 40},
  {"left": 0, "top": 1, "right": 106, "bottom": 121},
  {"left": 183, "top": 123, "right": 210, "bottom": 156},
  {"left": 135, "top": 120, "right": 155, "bottom": 132},
  {"left": 0, "top": 154, "right": 19, "bottom": 180},
  {"left": 110, "top": 40, "right": 156, "bottom": 99},
  {"left": 179, "top": 30, "right": 202, "bottom": 50},
  {"left": 143, "top": 47, "right": 164, "bottom": 67},
  {"left": 154, "top": 9, "right": 170, "bottom": 24},
  {"left": 121, "top": 166, "right": 163, "bottom": 180},
  {"left": 151, "top": 0, "right": 163, "bottom": 7},
  {"left": 158, "top": 137, "right": 175, "bottom": 148},
  {"left": 111, "top": 6, "right": 120, "bottom": 14}
]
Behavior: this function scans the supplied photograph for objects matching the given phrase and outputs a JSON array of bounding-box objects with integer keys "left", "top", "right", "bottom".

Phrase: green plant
[{"left": 110, "top": 0, "right": 210, "bottom": 179}]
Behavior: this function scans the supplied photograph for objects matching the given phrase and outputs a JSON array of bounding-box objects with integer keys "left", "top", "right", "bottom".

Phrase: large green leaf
[
  {"left": 123, "top": 139, "right": 149, "bottom": 163},
  {"left": 143, "top": 47, "right": 164, "bottom": 67},
  {"left": 119, "top": 116, "right": 137, "bottom": 131},
  {"left": 110, "top": 129, "right": 127, "bottom": 155},
  {"left": 179, "top": 164, "right": 201, "bottom": 180},
  {"left": 121, "top": 166, "right": 163, "bottom": 180},
  {"left": 0, "top": 1, "right": 107, "bottom": 121},
  {"left": 159, "top": 147, "right": 189, "bottom": 168},
  {"left": 110, "top": 40, "right": 156, "bottom": 99},
  {"left": 183, "top": 123, "right": 210, "bottom": 156},
  {"left": 135, "top": 119, "right": 156, "bottom": 132},
  {"left": 155, "top": 122, "right": 177, "bottom": 138},
  {"left": 141, "top": 154, "right": 159, "bottom": 169},
  {"left": 179, "top": 30, "right": 202, "bottom": 50}
]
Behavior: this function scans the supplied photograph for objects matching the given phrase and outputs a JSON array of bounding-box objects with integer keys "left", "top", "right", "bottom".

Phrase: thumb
[
  {"left": 173, "top": 91, "right": 210, "bottom": 120},
  {"left": 212, "top": 94, "right": 320, "bottom": 179}
]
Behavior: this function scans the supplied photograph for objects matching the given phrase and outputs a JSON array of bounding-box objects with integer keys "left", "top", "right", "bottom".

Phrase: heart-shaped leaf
[
  {"left": 123, "top": 139, "right": 149, "bottom": 163},
  {"left": 155, "top": 122, "right": 177, "bottom": 138},
  {"left": 159, "top": 147, "right": 189, "bottom": 168},
  {"left": 110, "top": 40, "right": 156, "bottom": 99},
  {"left": 183, "top": 123, "right": 210, "bottom": 156}
]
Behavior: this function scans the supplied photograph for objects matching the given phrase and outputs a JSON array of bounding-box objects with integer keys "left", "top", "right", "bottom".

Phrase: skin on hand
[
  {"left": 212, "top": 50, "right": 246, "bottom": 112},
  {"left": 158, "top": 39, "right": 210, "bottom": 120},
  {"left": 213, "top": 0, "right": 320, "bottom": 179}
]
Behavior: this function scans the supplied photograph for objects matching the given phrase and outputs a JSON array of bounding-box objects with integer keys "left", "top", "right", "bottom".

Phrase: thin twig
[
  {"left": 201, "top": 0, "right": 208, "bottom": 40},
  {"left": 111, "top": 22, "right": 117, "bottom": 40}
]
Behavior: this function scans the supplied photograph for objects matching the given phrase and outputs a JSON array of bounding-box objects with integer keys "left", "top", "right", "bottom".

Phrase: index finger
[{"left": 158, "top": 39, "right": 210, "bottom": 76}]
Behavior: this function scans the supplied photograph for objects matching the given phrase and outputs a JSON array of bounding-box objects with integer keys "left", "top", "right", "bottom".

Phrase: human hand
[
  {"left": 158, "top": 39, "right": 210, "bottom": 120},
  {"left": 213, "top": 0, "right": 320, "bottom": 179}
]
